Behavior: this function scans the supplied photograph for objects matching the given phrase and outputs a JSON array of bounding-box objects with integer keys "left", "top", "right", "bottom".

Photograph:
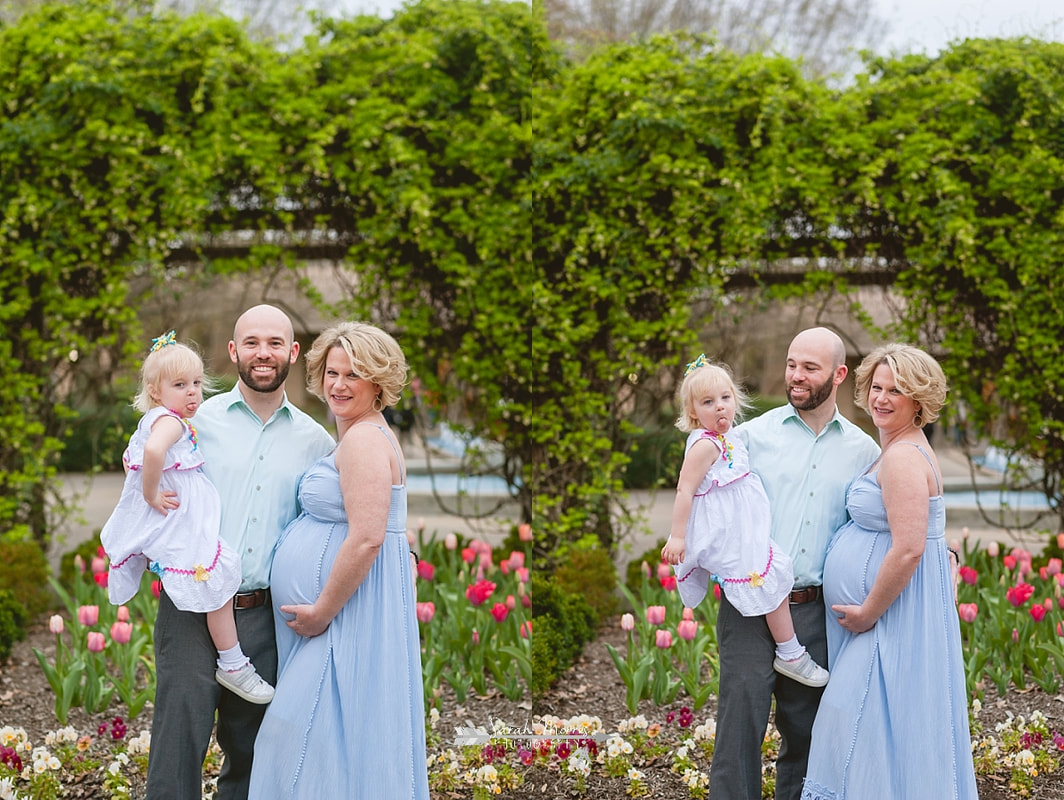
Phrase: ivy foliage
[{"left": 0, "top": 0, "right": 279, "bottom": 543}]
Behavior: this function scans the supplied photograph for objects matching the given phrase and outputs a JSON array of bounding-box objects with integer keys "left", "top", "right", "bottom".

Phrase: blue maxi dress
[
  {"left": 249, "top": 427, "right": 430, "bottom": 799},
  {"left": 801, "top": 444, "right": 977, "bottom": 800}
]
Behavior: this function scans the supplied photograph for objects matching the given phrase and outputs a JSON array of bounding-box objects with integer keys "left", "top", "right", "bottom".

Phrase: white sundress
[
  {"left": 100, "top": 406, "right": 240, "bottom": 612},
  {"left": 674, "top": 429, "right": 793, "bottom": 615}
]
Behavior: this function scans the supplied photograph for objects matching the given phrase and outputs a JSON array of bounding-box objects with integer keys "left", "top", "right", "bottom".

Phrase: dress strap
[
  {"left": 355, "top": 422, "right": 405, "bottom": 485},
  {"left": 895, "top": 441, "right": 942, "bottom": 495}
]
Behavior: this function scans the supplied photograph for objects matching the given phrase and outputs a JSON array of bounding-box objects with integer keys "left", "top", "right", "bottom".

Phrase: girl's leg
[
  {"left": 764, "top": 599, "right": 796, "bottom": 646},
  {"left": 206, "top": 605, "right": 239, "bottom": 653}
]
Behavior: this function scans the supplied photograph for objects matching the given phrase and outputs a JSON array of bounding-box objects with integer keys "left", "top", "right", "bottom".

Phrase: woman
[
  {"left": 801, "top": 344, "right": 977, "bottom": 800},
  {"left": 249, "top": 321, "right": 429, "bottom": 799}
]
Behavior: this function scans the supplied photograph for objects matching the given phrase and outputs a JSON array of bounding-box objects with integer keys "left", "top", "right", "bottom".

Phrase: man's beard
[
  {"left": 237, "top": 355, "right": 290, "bottom": 394},
  {"left": 787, "top": 376, "right": 834, "bottom": 411}
]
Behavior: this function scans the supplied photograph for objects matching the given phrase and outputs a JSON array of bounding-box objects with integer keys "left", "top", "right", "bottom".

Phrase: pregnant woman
[{"left": 801, "top": 343, "right": 977, "bottom": 800}]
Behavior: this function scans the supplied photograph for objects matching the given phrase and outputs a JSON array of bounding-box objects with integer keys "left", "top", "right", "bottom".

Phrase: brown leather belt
[
  {"left": 789, "top": 586, "right": 822, "bottom": 605},
  {"left": 233, "top": 588, "right": 270, "bottom": 610}
]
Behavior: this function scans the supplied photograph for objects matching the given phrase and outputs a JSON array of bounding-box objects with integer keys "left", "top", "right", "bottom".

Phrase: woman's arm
[
  {"left": 281, "top": 427, "right": 394, "bottom": 637},
  {"left": 662, "top": 438, "right": 720, "bottom": 565},
  {"left": 141, "top": 415, "right": 183, "bottom": 515},
  {"left": 831, "top": 445, "right": 932, "bottom": 633}
]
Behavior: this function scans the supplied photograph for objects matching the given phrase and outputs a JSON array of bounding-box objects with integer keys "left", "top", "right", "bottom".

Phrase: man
[
  {"left": 711, "top": 327, "right": 880, "bottom": 800},
  {"left": 145, "top": 304, "right": 335, "bottom": 799}
]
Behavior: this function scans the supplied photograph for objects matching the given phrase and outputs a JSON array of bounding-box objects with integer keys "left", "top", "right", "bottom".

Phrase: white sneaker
[
  {"left": 216, "top": 662, "right": 275, "bottom": 704},
  {"left": 773, "top": 651, "right": 829, "bottom": 687}
]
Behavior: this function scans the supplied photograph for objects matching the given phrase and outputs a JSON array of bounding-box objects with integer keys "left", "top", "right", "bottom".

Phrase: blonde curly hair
[
  {"left": 853, "top": 343, "right": 948, "bottom": 427},
  {"left": 304, "top": 321, "right": 408, "bottom": 409}
]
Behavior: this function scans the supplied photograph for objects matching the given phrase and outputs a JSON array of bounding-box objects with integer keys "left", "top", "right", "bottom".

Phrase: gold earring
[{"left": 373, "top": 395, "right": 384, "bottom": 412}]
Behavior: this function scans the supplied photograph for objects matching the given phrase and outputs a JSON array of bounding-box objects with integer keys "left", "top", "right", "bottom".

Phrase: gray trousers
[
  {"left": 144, "top": 591, "right": 277, "bottom": 800},
  {"left": 709, "top": 593, "right": 828, "bottom": 800}
]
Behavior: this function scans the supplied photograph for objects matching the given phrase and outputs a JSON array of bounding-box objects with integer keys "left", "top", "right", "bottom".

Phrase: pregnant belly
[{"left": 823, "top": 523, "right": 887, "bottom": 609}]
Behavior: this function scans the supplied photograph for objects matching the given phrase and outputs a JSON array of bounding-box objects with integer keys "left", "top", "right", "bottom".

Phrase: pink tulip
[
  {"left": 516, "top": 567, "right": 530, "bottom": 584},
  {"left": 1058, "top": 622, "right": 1064, "bottom": 637},
  {"left": 49, "top": 615, "right": 64, "bottom": 635},
  {"left": 518, "top": 523, "right": 533, "bottom": 542},
  {"left": 1004, "top": 555, "right": 1017, "bottom": 570},
  {"left": 1058, "top": 532, "right": 1064, "bottom": 550},
  {"left": 117, "top": 606, "right": 130, "bottom": 623},
  {"left": 1049, "top": 558, "right": 1062, "bottom": 577},
  {"left": 86, "top": 632, "right": 106, "bottom": 653},
  {"left": 713, "top": 584, "right": 722, "bottom": 601},
  {"left": 444, "top": 532, "right": 458, "bottom": 550},
  {"left": 682, "top": 607, "right": 694, "bottom": 621},
  {"left": 406, "top": 529, "right": 417, "bottom": 547},
  {"left": 655, "top": 629, "right": 673, "bottom": 649},
  {"left": 416, "top": 517, "right": 426, "bottom": 533},
  {"left": 987, "top": 541, "right": 1000, "bottom": 558},
  {"left": 1046, "top": 597, "right": 1055, "bottom": 611},
  {"left": 499, "top": 559, "right": 510, "bottom": 576},
  {"left": 73, "top": 554, "right": 85, "bottom": 574},
  {"left": 78, "top": 605, "right": 99, "bottom": 626},
  {"left": 110, "top": 621, "right": 133, "bottom": 645},
  {"left": 1041, "top": 567, "right": 1049, "bottom": 581},
  {"left": 957, "top": 603, "right": 978, "bottom": 623},
  {"left": 1013, "top": 628, "right": 1020, "bottom": 643},
  {"left": 640, "top": 561, "right": 651, "bottom": 580},
  {"left": 961, "top": 527, "right": 970, "bottom": 540},
  {"left": 491, "top": 602, "right": 509, "bottom": 623},
  {"left": 478, "top": 552, "right": 494, "bottom": 571},
  {"left": 620, "top": 613, "right": 635, "bottom": 631},
  {"left": 416, "top": 602, "right": 435, "bottom": 623},
  {"left": 461, "top": 547, "right": 476, "bottom": 564},
  {"left": 657, "top": 562, "right": 672, "bottom": 581},
  {"left": 1031, "top": 605, "right": 1047, "bottom": 622},
  {"left": 472, "top": 630, "right": 480, "bottom": 645},
  {"left": 677, "top": 620, "right": 698, "bottom": 641},
  {"left": 91, "top": 556, "right": 107, "bottom": 575},
  {"left": 521, "top": 594, "right": 531, "bottom": 608},
  {"left": 506, "top": 594, "right": 516, "bottom": 610},
  {"left": 508, "top": 552, "right": 525, "bottom": 569},
  {"left": 646, "top": 605, "right": 666, "bottom": 626},
  {"left": 416, "top": 561, "right": 435, "bottom": 581},
  {"left": 520, "top": 620, "right": 532, "bottom": 639},
  {"left": 958, "top": 566, "right": 978, "bottom": 585}
]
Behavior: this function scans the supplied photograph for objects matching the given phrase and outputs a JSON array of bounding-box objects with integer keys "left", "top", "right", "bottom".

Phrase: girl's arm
[
  {"left": 141, "top": 415, "right": 184, "bottom": 515},
  {"left": 662, "top": 438, "right": 721, "bottom": 565},
  {"left": 280, "top": 428, "right": 393, "bottom": 638},
  {"left": 830, "top": 445, "right": 932, "bottom": 633}
]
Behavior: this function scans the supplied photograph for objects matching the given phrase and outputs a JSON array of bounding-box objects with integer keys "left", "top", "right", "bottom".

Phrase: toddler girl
[
  {"left": 100, "top": 331, "right": 274, "bottom": 703},
  {"left": 661, "top": 355, "right": 829, "bottom": 687}
]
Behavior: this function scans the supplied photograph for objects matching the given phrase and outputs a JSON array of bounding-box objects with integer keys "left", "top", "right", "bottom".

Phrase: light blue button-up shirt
[
  {"left": 195, "top": 385, "right": 335, "bottom": 591},
  {"left": 735, "top": 404, "right": 880, "bottom": 587}
]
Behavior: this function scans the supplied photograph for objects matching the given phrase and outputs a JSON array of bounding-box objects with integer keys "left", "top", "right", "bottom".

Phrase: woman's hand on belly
[
  {"left": 280, "top": 602, "right": 331, "bottom": 638},
  {"left": 830, "top": 602, "right": 877, "bottom": 634}
]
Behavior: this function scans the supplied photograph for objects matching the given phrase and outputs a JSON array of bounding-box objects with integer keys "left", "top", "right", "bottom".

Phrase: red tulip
[
  {"left": 1006, "top": 583, "right": 1035, "bottom": 607},
  {"left": 1031, "top": 604, "right": 1047, "bottom": 622},
  {"left": 151, "top": 580, "right": 162, "bottom": 599},
  {"left": 416, "top": 561, "right": 435, "bottom": 581},
  {"left": 491, "top": 603, "right": 509, "bottom": 623},
  {"left": 646, "top": 605, "right": 666, "bottom": 625},
  {"left": 416, "top": 602, "right": 435, "bottom": 623},
  {"left": 93, "top": 572, "right": 108, "bottom": 588},
  {"left": 461, "top": 547, "right": 476, "bottom": 564},
  {"left": 958, "top": 566, "right": 978, "bottom": 585},
  {"left": 713, "top": 585, "right": 722, "bottom": 601},
  {"left": 110, "top": 621, "right": 133, "bottom": 644},
  {"left": 677, "top": 620, "right": 698, "bottom": 641},
  {"left": 78, "top": 605, "right": 99, "bottom": 626},
  {"left": 1004, "top": 555, "right": 1017, "bottom": 570},
  {"left": 659, "top": 575, "right": 677, "bottom": 591},
  {"left": 465, "top": 579, "right": 497, "bottom": 607}
]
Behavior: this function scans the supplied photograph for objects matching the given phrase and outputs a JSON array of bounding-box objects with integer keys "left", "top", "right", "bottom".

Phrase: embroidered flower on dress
[
  {"left": 706, "top": 430, "right": 735, "bottom": 468},
  {"left": 193, "top": 565, "right": 210, "bottom": 582}
]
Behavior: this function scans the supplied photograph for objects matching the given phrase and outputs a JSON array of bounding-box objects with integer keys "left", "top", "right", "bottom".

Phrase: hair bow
[
  {"left": 684, "top": 353, "right": 708, "bottom": 377},
  {"left": 150, "top": 330, "right": 178, "bottom": 353}
]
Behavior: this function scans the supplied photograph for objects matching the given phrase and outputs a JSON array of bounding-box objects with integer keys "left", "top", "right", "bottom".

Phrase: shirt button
[
  {"left": 259, "top": 455, "right": 264, "bottom": 461},
  {"left": 256, "top": 485, "right": 261, "bottom": 491},
  {"left": 251, "top": 517, "right": 257, "bottom": 523},
  {"left": 247, "top": 548, "right": 253, "bottom": 553}
]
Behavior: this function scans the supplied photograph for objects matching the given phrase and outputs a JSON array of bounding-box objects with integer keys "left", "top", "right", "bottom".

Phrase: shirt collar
[
  {"left": 781, "top": 404, "right": 845, "bottom": 436},
  {"left": 222, "top": 383, "right": 294, "bottom": 420}
]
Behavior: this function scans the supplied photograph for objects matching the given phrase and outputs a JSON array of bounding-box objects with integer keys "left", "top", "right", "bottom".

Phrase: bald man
[
  {"left": 711, "top": 328, "right": 880, "bottom": 800},
  {"left": 146, "top": 305, "right": 335, "bottom": 800}
]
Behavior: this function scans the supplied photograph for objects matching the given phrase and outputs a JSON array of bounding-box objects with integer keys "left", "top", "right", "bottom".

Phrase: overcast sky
[{"left": 339, "top": 0, "right": 1063, "bottom": 57}]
